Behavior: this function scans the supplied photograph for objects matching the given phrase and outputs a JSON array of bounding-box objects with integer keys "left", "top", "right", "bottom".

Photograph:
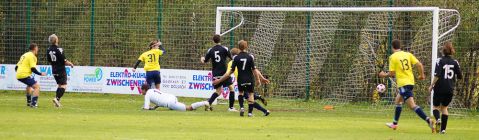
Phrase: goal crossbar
[{"left": 214, "top": 6, "right": 461, "bottom": 115}]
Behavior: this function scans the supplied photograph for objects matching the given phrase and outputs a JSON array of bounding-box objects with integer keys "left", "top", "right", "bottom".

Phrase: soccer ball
[{"left": 376, "top": 84, "right": 386, "bottom": 93}]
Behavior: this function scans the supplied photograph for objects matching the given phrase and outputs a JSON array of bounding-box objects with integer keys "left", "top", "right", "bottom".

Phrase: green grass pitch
[{"left": 0, "top": 90, "right": 477, "bottom": 140}]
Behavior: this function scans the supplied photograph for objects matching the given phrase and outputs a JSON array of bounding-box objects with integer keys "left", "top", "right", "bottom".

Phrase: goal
[{"left": 215, "top": 7, "right": 463, "bottom": 114}]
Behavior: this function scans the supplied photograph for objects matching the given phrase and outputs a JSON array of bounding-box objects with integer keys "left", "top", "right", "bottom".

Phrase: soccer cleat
[
  {"left": 30, "top": 104, "right": 38, "bottom": 108},
  {"left": 264, "top": 110, "right": 270, "bottom": 116},
  {"left": 52, "top": 98, "right": 62, "bottom": 107},
  {"left": 239, "top": 108, "right": 245, "bottom": 117},
  {"left": 27, "top": 103, "right": 31, "bottom": 107},
  {"left": 248, "top": 113, "right": 253, "bottom": 117},
  {"left": 386, "top": 123, "right": 398, "bottom": 130},
  {"left": 228, "top": 107, "right": 238, "bottom": 112},
  {"left": 440, "top": 130, "right": 446, "bottom": 134},
  {"left": 259, "top": 96, "right": 267, "bottom": 106},
  {"left": 435, "top": 119, "right": 442, "bottom": 133},
  {"left": 428, "top": 119, "right": 436, "bottom": 133}
]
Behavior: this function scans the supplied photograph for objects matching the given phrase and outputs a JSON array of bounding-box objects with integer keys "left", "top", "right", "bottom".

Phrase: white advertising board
[{"left": 0, "top": 64, "right": 237, "bottom": 99}]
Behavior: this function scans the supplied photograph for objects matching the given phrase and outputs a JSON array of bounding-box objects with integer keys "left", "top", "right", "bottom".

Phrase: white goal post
[{"left": 215, "top": 7, "right": 461, "bottom": 114}]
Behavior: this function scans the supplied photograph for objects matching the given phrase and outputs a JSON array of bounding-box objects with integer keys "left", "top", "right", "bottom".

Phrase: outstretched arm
[
  {"left": 254, "top": 69, "right": 270, "bottom": 85},
  {"left": 379, "top": 71, "right": 395, "bottom": 78},
  {"left": 213, "top": 71, "right": 233, "bottom": 85}
]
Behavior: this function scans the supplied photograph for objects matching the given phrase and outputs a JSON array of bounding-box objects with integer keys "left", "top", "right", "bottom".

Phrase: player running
[
  {"left": 428, "top": 42, "right": 462, "bottom": 134},
  {"left": 133, "top": 39, "right": 165, "bottom": 90},
  {"left": 47, "top": 34, "right": 74, "bottom": 107},
  {"left": 16, "top": 43, "right": 46, "bottom": 108},
  {"left": 200, "top": 35, "right": 234, "bottom": 111},
  {"left": 214, "top": 40, "right": 270, "bottom": 117},
  {"left": 140, "top": 84, "right": 209, "bottom": 111},
  {"left": 379, "top": 39, "right": 435, "bottom": 132},
  {"left": 227, "top": 47, "right": 268, "bottom": 110}
]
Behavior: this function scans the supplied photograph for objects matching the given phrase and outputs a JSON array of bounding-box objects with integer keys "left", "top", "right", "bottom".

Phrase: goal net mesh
[{"left": 219, "top": 9, "right": 463, "bottom": 114}]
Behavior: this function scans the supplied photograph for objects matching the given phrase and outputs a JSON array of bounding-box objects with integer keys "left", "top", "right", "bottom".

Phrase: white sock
[{"left": 191, "top": 101, "right": 208, "bottom": 110}]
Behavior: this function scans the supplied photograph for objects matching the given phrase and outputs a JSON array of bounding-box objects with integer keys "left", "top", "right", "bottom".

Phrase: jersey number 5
[
  {"left": 400, "top": 59, "right": 409, "bottom": 70},
  {"left": 214, "top": 51, "right": 220, "bottom": 62},
  {"left": 49, "top": 51, "right": 57, "bottom": 62},
  {"left": 443, "top": 64, "right": 454, "bottom": 79}
]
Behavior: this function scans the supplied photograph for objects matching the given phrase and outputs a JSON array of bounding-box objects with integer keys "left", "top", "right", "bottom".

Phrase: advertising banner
[{"left": 0, "top": 64, "right": 237, "bottom": 99}]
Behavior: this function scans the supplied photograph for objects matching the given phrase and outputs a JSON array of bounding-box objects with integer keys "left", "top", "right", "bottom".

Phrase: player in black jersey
[
  {"left": 201, "top": 35, "right": 234, "bottom": 111},
  {"left": 214, "top": 40, "right": 270, "bottom": 117},
  {"left": 46, "top": 34, "right": 74, "bottom": 107},
  {"left": 428, "top": 42, "right": 462, "bottom": 134}
]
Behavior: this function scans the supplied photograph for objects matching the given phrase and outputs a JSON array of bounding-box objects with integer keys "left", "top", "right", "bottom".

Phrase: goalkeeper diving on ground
[{"left": 140, "top": 84, "right": 210, "bottom": 111}]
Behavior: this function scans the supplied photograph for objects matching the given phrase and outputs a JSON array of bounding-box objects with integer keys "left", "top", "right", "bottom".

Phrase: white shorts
[{"left": 167, "top": 98, "right": 186, "bottom": 111}]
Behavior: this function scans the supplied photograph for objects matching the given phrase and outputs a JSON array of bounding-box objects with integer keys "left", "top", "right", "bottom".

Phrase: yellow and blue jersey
[
  {"left": 138, "top": 49, "right": 164, "bottom": 71},
  {"left": 389, "top": 51, "right": 419, "bottom": 87},
  {"left": 16, "top": 52, "right": 37, "bottom": 79}
]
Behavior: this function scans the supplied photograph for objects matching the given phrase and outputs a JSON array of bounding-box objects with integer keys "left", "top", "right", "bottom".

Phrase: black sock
[
  {"left": 207, "top": 92, "right": 219, "bottom": 105},
  {"left": 441, "top": 114, "right": 448, "bottom": 131},
  {"left": 393, "top": 104, "right": 402, "bottom": 125},
  {"left": 248, "top": 103, "right": 254, "bottom": 114},
  {"left": 413, "top": 106, "right": 428, "bottom": 122},
  {"left": 238, "top": 95, "right": 244, "bottom": 108},
  {"left": 254, "top": 93, "right": 261, "bottom": 100},
  {"left": 26, "top": 93, "right": 32, "bottom": 104},
  {"left": 253, "top": 102, "right": 267, "bottom": 113},
  {"left": 31, "top": 96, "right": 38, "bottom": 106},
  {"left": 56, "top": 88, "right": 65, "bottom": 101},
  {"left": 229, "top": 91, "right": 235, "bottom": 108},
  {"left": 433, "top": 109, "right": 440, "bottom": 121}
]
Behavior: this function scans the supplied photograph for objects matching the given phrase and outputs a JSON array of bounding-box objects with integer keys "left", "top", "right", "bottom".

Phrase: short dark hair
[
  {"left": 141, "top": 84, "right": 150, "bottom": 93},
  {"left": 29, "top": 43, "right": 38, "bottom": 50},
  {"left": 443, "top": 42, "right": 455, "bottom": 56},
  {"left": 213, "top": 34, "right": 221, "bottom": 43},
  {"left": 392, "top": 39, "right": 401, "bottom": 50}
]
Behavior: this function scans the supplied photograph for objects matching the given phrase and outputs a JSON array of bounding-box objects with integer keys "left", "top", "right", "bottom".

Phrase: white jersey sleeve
[
  {"left": 144, "top": 89, "right": 177, "bottom": 108},
  {"left": 143, "top": 91, "right": 152, "bottom": 109}
]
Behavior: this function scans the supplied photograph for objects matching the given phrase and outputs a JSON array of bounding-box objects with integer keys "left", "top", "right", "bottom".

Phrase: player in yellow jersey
[
  {"left": 379, "top": 39, "right": 435, "bottom": 132},
  {"left": 225, "top": 48, "right": 240, "bottom": 111},
  {"left": 133, "top": 39, "right": 165, "bottom": 90},
  {"left": 15, "top": 43, "right": 46, "bottom": 108}
]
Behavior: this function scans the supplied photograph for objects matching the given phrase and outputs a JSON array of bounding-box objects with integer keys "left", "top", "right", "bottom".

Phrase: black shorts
[
  {"left": 54, "top": 72, "right": 67, "bottom": 85},
  {"left": 433, "top": 92, "right": 453, "bottom": 107},
  {"left": 238, "top": 82, "right": 254, "bottom": 93},
  {"left": 213, "top": 77, "right": 232, "bottom": 89}
]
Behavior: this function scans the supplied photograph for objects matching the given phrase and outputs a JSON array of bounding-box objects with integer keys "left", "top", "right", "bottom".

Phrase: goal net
[{"left": 216, "top": 7, "right": 464, "bottom": 114}]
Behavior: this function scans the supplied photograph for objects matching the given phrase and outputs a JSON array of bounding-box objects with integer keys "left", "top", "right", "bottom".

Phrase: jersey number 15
[{"left": 443, "top": 64, "right": 454, "bottom": 79}]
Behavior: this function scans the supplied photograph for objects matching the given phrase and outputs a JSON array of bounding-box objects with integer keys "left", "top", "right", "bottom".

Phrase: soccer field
[{"left": 0, "top": 90, "right": 477, "bottom": 140}]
